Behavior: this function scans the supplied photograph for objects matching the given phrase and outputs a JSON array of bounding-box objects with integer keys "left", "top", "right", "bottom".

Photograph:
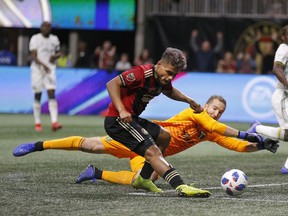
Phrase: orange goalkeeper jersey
[{"left": 153, "top": 108, "right": 249, "bottom": 157}]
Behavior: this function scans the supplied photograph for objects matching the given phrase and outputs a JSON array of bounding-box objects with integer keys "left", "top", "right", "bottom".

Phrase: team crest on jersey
[
  {"left": 141, "top": 128, "right": 148, "bottom": 135},
  {"left": 198, "top": 131, "right": 206, "bottom": 139},
  {"left": 126, "top": 73, "right": 136, "bottom": 82}
]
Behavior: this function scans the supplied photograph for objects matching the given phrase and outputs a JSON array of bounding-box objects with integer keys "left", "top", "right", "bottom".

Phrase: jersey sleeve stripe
[{"left": 119, "top": 74, "right": 126, "bottom": 87}]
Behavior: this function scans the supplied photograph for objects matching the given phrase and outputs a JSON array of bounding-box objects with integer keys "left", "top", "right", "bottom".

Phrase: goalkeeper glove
[
  {"left": 257, "top": 138, "right": 279, "bottom": 153},
  {"left": 238, "top": 131, "right": 264, "bottom": 143},
  {"left": 238, "top": 131, "right": 279, "bottom": 153}
]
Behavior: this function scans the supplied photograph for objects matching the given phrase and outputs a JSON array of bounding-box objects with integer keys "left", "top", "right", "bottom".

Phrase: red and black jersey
[{"left": 106, "top": 64, "right": 172, "bottom": 116}]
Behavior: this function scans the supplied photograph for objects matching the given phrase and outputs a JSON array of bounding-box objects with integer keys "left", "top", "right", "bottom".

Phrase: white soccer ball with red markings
[{"left": 221, "top": 169, "right": 248, "bottom": 196}]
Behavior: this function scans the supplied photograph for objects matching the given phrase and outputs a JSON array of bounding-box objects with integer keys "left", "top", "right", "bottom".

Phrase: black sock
[
  {"left": 94, "top": 167, "right": 103, "bottom": 179},
  {"left": 163, "top": 168, "right": 185, "bottom": 189},
  {"left": 34, "top": 141, "right": 44, "bottom": 151},
  {"left": 139, "top": 161, "right": 154, "bottom": 179}
]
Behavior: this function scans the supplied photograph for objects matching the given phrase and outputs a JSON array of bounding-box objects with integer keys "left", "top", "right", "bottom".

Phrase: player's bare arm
[
  {"left": 49, "top": 52, "right": 61, "bottom": 64},
  {"left": 106, "top": 76, "right": 132, "bottom": 123},
  {"left": 49, "top": 44, "right": 61, "bottom": 64},
  {"left": 273, "top": 62, "right": 288, "bottom": 88},
  {"left": 30, "top": 50, "right": 50, "bottom": 73},
  {"left": 162, "top": 87, "right": 203, "bottom": 113}
]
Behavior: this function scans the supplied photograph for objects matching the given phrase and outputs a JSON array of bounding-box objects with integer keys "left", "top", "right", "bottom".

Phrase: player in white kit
[
  {"left": 29, "top": 21, "right": 62, "bottom": 131},
  {"left": 247, "top": 25, "right": 288, "bottom": 174}
]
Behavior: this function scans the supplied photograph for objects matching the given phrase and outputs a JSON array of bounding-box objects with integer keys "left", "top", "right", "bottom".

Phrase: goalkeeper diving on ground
[{"left": 13, "top": 95, "right": 279, "bottom": 191}]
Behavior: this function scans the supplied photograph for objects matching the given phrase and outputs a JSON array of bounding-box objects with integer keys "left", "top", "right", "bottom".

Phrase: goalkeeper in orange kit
[{"left": 13, "top": 95, "right": 279, "bottom": 186}]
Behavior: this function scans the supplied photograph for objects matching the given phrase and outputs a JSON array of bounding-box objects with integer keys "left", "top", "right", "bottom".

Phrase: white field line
[
  {"left": 204, "top": 182, "right": 288, "bottom": 190},
  {"left": 129, "top": 182, "right": 288, "bottom": 199}
]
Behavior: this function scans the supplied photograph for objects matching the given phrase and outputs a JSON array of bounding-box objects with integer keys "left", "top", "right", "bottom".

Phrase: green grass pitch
[{"left": 1, "top": 114, "right": 288, "bottom": 216}]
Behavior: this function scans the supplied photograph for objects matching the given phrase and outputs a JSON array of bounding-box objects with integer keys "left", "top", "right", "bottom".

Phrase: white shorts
[
  {"left": 271, "top": 88, "right": 288, "bottom": 128},
  {"left": 31, "top": 64, "right": 56, "bottom": 93}
]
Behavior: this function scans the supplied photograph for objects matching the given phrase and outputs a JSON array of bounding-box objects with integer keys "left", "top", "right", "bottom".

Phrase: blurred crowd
[
  {"left": 55, "top": 39, "right": 154, "bottom": 74},
  {"left": 0, "top": 28, "right": 279, "bottom": 75}
]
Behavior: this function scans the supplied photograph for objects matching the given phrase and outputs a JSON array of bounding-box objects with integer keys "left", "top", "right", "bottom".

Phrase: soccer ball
[{"left": 220, "top": 169, "right": 248, "bottom": 196}]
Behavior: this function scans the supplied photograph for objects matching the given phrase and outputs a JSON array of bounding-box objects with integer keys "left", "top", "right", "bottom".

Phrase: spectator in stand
[
  {"left": 90, "top": 40, "right": 117, "bottom": 72},
  {"left": 74, "top": 41, "right": 90, "bottom": 68},
  {"left": 56, "top": 44, "right": 72, "bottom": 68},
  {"left": 115, "top": 52, "right": 132, "bottom": 73},
  {"left": 190, "top": 30, "right": 223, "bottom": 72},
  {"left": 216, "top": 51, "right": 237, "bottom": 73},
  {"left": 0, "top": 40, "right": 17, "bottom": 66},
  {"left": 133, "top": 48, "right": 153, "bottom": 66},
  {"left": 236, "top": 51, "right": 256, "bottom": 74},
  {"left": 90, "top": 46, "right": 100, "bottom": 68}
]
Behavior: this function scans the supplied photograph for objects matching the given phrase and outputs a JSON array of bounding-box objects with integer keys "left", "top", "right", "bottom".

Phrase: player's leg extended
[
  {"left": 272, "top": 90, "right": 288, "bottom": 174},
  {"left": 77, "top": 137, "right": 141, "bottom": 184},
  {"left": 104, "top": 117, "right": 163, "bottom": 193},
  {"left": 13, "top": 136, "right": 104, "bottom": 157},
  {"left": 76, "top": 165, "right": 136, "bottom": 185},
  {"left": 104, "top": 155, "right": 146, "bottom": 184},
  {"left": 134, "top": 143, "right": 210, "bottom": 197}
]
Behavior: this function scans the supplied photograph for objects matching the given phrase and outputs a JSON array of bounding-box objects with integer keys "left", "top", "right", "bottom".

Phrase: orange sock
[
  {"left": 102, "top": 170, "right": 136, "bottom": 185},
  {"left": 43, "top": 136, "right": 84, "bottom": 150}
]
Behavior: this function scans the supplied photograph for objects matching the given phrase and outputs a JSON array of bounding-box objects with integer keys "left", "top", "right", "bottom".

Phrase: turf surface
[{"left": 1, "top": 114, "right": 288, "bottom": 216}]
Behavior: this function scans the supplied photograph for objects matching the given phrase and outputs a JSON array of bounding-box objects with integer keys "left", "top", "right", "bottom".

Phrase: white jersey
[
  {"left": 274, "top": 43, "right": 288, "bottom": 89},
  {"left": 272, "top": 43, "right": 288, "bottom": 127},
  {"left": 29, "top": 33, "right": 60, "bottom": 69}
]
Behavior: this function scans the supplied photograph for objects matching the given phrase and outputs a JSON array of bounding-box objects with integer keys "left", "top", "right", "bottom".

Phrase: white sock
[
  {"left": 48, "top": 99, "right": 58, "bottom": 123},
  {"left": 284, "top": 158, "right": 288, "bottom": 169},
  {"left": 256, "top": 125, "right": 285, "bottom": 140},
  {"left": 33, "top": 100, "right": 41, "bottom": 124}
]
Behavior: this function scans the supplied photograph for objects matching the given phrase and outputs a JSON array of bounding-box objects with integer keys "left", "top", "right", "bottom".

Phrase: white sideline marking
[{"left": 128, "top": 182, "right": 288, "bottom": 197}]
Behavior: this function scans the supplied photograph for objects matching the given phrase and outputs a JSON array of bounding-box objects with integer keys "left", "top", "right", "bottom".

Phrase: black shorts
[{"left": 104, "top": 116, "right": 161, "bottom": 156}]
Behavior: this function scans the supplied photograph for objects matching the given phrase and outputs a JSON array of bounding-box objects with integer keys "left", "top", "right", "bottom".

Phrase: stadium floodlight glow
[
  {"left": 40, "top": 0, "right": 52, "bottom": 22},
  {"left": 3, "top": 0, "right": 32, "bottom": 28}
]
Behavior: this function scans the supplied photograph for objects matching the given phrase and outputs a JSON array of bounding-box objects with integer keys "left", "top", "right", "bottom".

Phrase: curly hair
[{"left": 161, "top": 47, "right": 187, "bottom": 71}]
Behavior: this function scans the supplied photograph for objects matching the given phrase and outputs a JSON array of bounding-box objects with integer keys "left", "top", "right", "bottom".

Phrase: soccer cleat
[
  {"left": 51, "top": 122, "right": 62, "bottom": 131},
  {"left": 132, "top": 175, "right": 163, "bottom": 193},
  {"left": 176, "top": 184, "right": 210, "bottom": 198},
  {"left": 247, "top": 120, "right": 261, "bottom": 133},
  {"left": 281, "top": 166, "right": 288, "bottom": 174},
  {"left": 13, "top": 143, "right": 36, "bottom": 157},
  {"left": 76, "top": 165, "right": 96, "bottom": 184},
  {"left": 35, "top": 123, "right": 42, "bottom": 132}
]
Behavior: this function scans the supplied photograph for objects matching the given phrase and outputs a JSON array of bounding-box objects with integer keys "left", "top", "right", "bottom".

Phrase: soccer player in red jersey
[
  {"left": 103, "top": 47, "right": 210, "bottom": 197},
  {"left": 14, "top": 48, "right": 271, "bottom": 197}
]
